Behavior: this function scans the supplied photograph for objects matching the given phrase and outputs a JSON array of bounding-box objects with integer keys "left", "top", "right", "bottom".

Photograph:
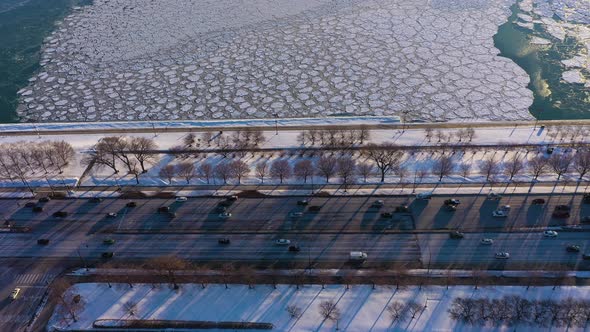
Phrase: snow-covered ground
[
  {"left": 48, "top": 283, "right": 590, "bottom": 331},
  {"left": 1, "top": 121, "right": 589, "bottom": 190},
  {"left": 17, "top": 0, "right": 533, "bottom": 122}
]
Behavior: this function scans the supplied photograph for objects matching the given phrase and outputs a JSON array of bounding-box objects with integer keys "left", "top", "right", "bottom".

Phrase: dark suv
[
  {"left": 552, "top": 205, "right": 571, "bottom": 218},
  {"left": 450, "top": 231, "right": 464, "bottom": 239},
  {"left": 53, "top": 211, "right": 68, "bottom": 218}
]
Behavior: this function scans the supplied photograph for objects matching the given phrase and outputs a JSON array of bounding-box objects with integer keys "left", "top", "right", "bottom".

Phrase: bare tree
[
  {"left": 531, "top": 300, "right": 553, "bottom": 327},
  {"left": 201, "top": 132, "right": 213, "bottom": 147},
  {"left": 424, "top": 127, "right": 434, "bottom": 142},
  {"left": 573, "top": 150, "right": 590, "bottom": 180},
  {"left": 52, "top": 279, "right": 85, "bottom": 324},
  {"left": 356, "top": 162, "right": 373, "bottom": 183},
  {"left": 50, "top": 141, "right": 75, "bottom": 174},
  {"left": 358, "top": 126, "right": 371, "bottom": 144},
  {"left": 175, "top": 162, "right": 196, "bottom": 184},
  {"left": 387, "top": 302, "right": 407, "bottom": 323},
  {"left": 319, "top": 300, "right": 341, "bottom": 323},
  {"left": 528, "top": 155, "right": 549, "bottom": 180},
  {"left": 459, "top": 163, "right": 471, "bottom": 178},
  {"left": 197, "top": 162, "right": 213, "bottom": 184},
  {"left": 229, "top": 159, "right": 250, "bottom": 184},
  {"left": 363, "top": 144, "right": 403, "bottom": 182},
  {"left": 145, "top": 256, "right": 190, "bottom": 289},
  {"left": 255, "top": 160, "right": 269, "bottom": 184},
  {"left": 337, "top": 156, "right": 356, "bottom": 189},
  {"left": 548, "top": 153, "right": 573, "bottom": 181},
  {"left": 158, "top": 164, "right": 176, "bottom": 184},
  {"left": 183, "top": 133, "right": 196, "bottom": 147},
  {"left": 432, "top": 155, "right": 454, "bottom": 181},
  {"left": 214, "top": 162, "right": 233, "bottom": 184},
  {"left": 251, "top": 130, "right": 266, "bottom": 147},
  {"left": 407, "top": 301, "right": 425, "bottom": 319},
  {"left": 449, "top": 298, "right": 477, "bottom": 324},
  {"left": 129, "top": 137, "right": 158, "bottom": 173},
  {"left": 270, "top": 159, "right": 292, "bottom": 184},
  {"left": 287, "top": 305, "right": 302, "bottom": 319},
  {"left": 480, "top": 156, "right": 501, "bottom": 182},
  {"left": 293, "top": 159, "right": 314, "bottom": 183},
  {"left": 316, "top": 155, "right": 338, "bottom": 183},
  {"left": 123, "top": 300, "right": 137, "bottom": 317},
  {"left": 30, "top": 143, "right": 52, "bottom": 174},
  {"left": 504, "top": 153, "right": 525, "bottom": 181}
]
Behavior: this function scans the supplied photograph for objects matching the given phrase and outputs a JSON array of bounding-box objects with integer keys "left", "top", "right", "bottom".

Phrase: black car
[
  {"left": 444, "top": 199, "right": 460, "bottom": 206},
  {"left": 89, "top": 197, "right": 103, "bottom": 203},
  {"left": 37, "top": 239, "right": 49, "bottom": 245},
  {"left": 227, "top": 195, "right": 238, "bottom": 201},
  {"left": 297, "top": 200, "right": 309, "bottom": 206},
  {"left": 101, "top": 252, "right": 114, "bottom": 258},
  {"left": 581, "top": 216, "right": 590, "bottom": 224},
  {"left": 218, "top": 238, "right": 230, "bottom": 244},
  {"left": 584, "top": 193, "right": 590, "bottom": 204},
  {"left": 288, "top": 245, "right": 300, "bottom": 252},
  {"left": 395, "top": 205, "right": 411, "bottom": 213},
  {"left": 53, "top": 211, "right": 68, "bottom": 218},
  {"left": 32, "top": 206, "right": 43, "bottom": 213},
  {"left": 24, "top": 202, "right": 36, "bottom": 208},
  {"left": 450, "top": 231, "right": 464, "bottom": 239},
  {"left": 38, "top": 197, "right": 50, "bottom": 203},
  {"left": 158, "top": 206, "right": 170, "bottom": 213},
  {"left": 531, "top": 198, "right": 545, "bottom": 205},
  {"left": 566, "top": 245, "right": 581, "bottom": 253},
  {"left": 126, "top": 201, "right": 137, "bottom": 208},
  {"left": 309, "top": 205, "right": 322, "bottom": 212},
  {"left": 553, "top": 205, "right": 571, "bottom": 218},
  {"left": 583, "top": 253, "right": 590, "bottom": 260},
  {"left": 380, "top": 212, "right": 393, "bottom": 218}
]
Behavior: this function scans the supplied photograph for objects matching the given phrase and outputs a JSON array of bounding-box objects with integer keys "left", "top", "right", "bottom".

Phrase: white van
[
  {"left": 349, "top": 251, "right": 368, "bottom": 260},
  {"left": 416, "top": 191, "right": 433, "bottom": 200}
]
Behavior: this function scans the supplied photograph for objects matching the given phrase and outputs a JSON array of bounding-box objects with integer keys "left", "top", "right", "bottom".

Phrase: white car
[
  {"left": 107, "top": 212, "right": 118, "bottom": 218},
  {"left": 543, "top": 230, "right": 558, "bottom": 237},
  {"left": 480, "top": 238, "right": 494, "bottom": 245},
  {"left": 218, "top": 212, "right": 232, "bottom": 219},
  {"left": 275, "top": 239, "right": 291, "bottom": 245},
  {"left": 175, "top": 196, "right": 188, "bottom": 202},
  {"left": 10, "top": 288, "right": 20, "bottom": 300},
  {"left": 500, "top": 205, "right": 511, "bottom": 211},
  {"left": 492, "top": 210, "right": 508, "bottom": 217},
  {"left": 495, "top": 252, "right": 510, "bottom": 259}
]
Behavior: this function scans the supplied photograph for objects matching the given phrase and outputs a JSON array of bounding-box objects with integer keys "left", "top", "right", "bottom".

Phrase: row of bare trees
[
  {"left": 297, "top": 127, "right": 371, "bottom": 147},
  {"left": 449, "top": 296, "right": 590, "bottom": 328},
  {"left": 0, "top": 140, "right": 75, "bottom": 190},
  {"left": 424, "top": 127, "right": 476, "bottom": 143}
]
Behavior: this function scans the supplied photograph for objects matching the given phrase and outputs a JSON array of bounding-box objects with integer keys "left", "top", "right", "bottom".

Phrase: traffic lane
[{"left": 418, "top": 232, "right": 590, "bottom": 266}]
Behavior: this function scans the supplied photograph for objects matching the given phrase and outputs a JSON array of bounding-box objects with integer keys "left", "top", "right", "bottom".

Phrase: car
[
  {"left": 218, "top": 238, "right": 230, "bottom": 244},
  {"left": 450, "top": 231, "right": 464, "bottom": 239},
  {"left": 555, "top": 205, "right": 570, "bottom": 211},
  {"left": 395, "top": 205, "right": 411, "bottom": 213},
  {"left": 543, "top": 230, "right": 558, "bottom": 237},
  {"left": 309, "top": 205, "right": 322, "bottom": 212},
  {"left": 546, "top": 147, "right": 554, "bottom": 154},
  {"left": 32, "top": 206, "right": 43, "bottom": 213},
  {"left": 297, "top": 200, "right": 309, "bottom": 206},
  {"left": 584, "top": 193, "right": 590, "bottom": 204},
  {"left": 24, "top": 202, "right": 36, "bottom": 208},
  {"left": 89, "top": 197, "right": 103, "bottom": 203},
  {"left": 215, "top": 206, "right": 227, "bottom": 213},
  {"left": 583, "top": 253, "right": 590, "bottom": 260},
  {"left": 38, "top": 197, "right": 50, "bottom": 203},
  {"left": 532, "top": 198, "right": 546, "bottom": 205},
  {"left": 492, "top": 210, "right": 508, "bottom": 218},
  {"left": 10, "top": 288, "right": 20, "bottom": 300},
  {"left": 487, "top": 192, "right": 501, "bottom": 200},
  {"left": 126, "top": 201, "right": 137, "bottom": 208},
  {"left": 289, "top": 212, "right": 304, "bottom": 217},
  {"left": 227, "top": 195, "right": 238, "bottom": 201},
  {"left": 275, "top": 239, "right": 291, "bottom": 245},
  {"left": 175, "top": 196, "right": 187, "bottom": 202},
  {"left": 53, "top": 211, "right": 68, "bottom": 218},
  {"left": 500, "top": 205, "right": 511, "bottom": 211},
  {"left": 37, "top": 239, "right": 49, "bottom": 245},
  {"left": 495, "top": 252, "right": 510, "bottom": 259},
  {"left": 288, "top": 245, "right": 301, "bottom": 252},
  {"left": 553, "top": 205, "right": 571, "bottom": 218},
  {"left": 158, "top": 206, "right": 170, "bottom": 213},
  {"left": 218, "top": 212, "right": 232, "bottom": 219},
  {"left": 566, "top": 245, "right": 581, "bottom": 253},
  {"left": 480, "top": 238, "right": 494, "bottom": 245},
  {"left": 106, "top": 212, "right": 118, "bottom": 218},
  {"left": 371, "top": 200, "right": 384, "bottom": 208},
  {"left": 380, "top": 212, "right": 393, "bottom": 218},
  {"left": 444, "top": 204, "right": 457, "bottom": 212},
  {"left": 101, "top": 252, "right": 114, "bottom": 258},
  {"left": 581, "top": 216, "right": 590, "bottom": 224},
  {"left": 103, "top": 238, "right": 115, "bottom": 245},
  {"left": 444, "top": 199, "right": 460, "bottom": 206},
  {"left": 416, "top": 192, "right": 432, "bottom": 200}
]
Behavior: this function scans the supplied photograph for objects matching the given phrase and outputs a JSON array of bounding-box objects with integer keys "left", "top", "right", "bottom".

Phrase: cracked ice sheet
[{"left": 18, "top": 0, "right": 534, "bottom": 123}]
